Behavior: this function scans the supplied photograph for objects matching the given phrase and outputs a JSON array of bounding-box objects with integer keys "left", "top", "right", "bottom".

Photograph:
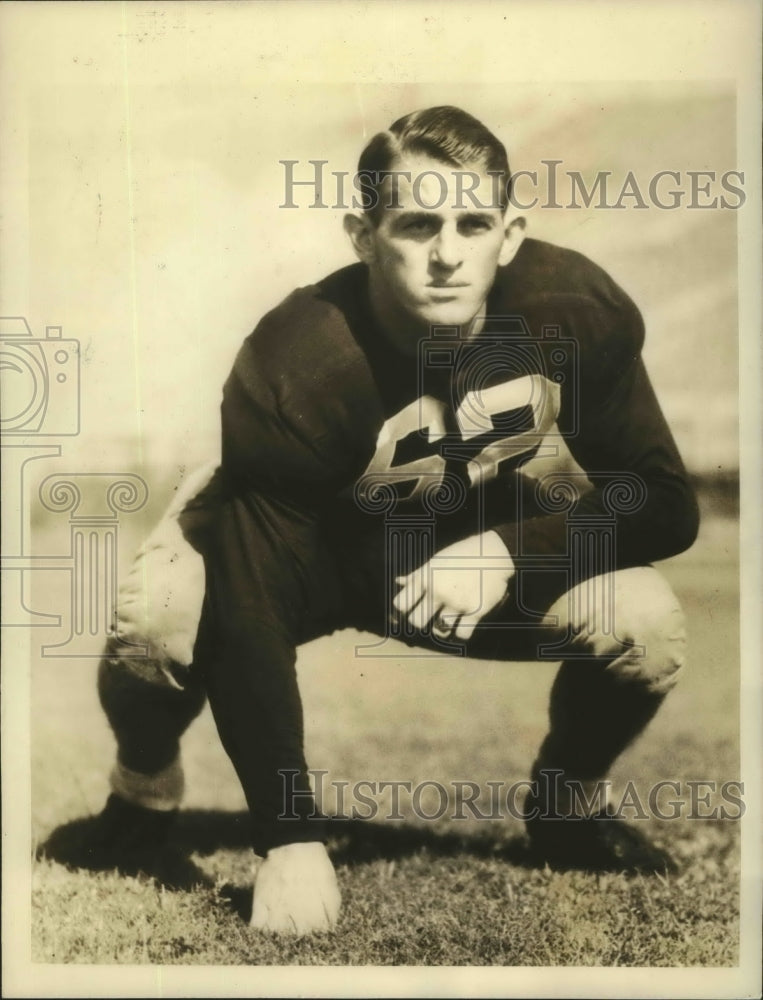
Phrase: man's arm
[
  {"left": 395, "top": 292, "right": 700, "bottom": 639},
  {"left": 496, "top": 352, "right": 700, "bottom": 569}
]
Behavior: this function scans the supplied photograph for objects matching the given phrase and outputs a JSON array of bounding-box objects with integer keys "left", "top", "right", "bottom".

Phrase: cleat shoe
[
  {"left": 37, "top": 795, "right": 201, "bottom": 890},
  {"left": 93, "top": 793, "right": 178, "bottom": 857},
  {"left": 526, "top": 807, "right": 678, "bottom": 875},
  {"left": 38, "top": 794, "right": 178, "bottom": 877}
]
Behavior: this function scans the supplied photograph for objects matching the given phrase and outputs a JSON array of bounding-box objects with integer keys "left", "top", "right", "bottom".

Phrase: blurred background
[{"left": 4, "top": 33, "right": 739, "bottom": 526}]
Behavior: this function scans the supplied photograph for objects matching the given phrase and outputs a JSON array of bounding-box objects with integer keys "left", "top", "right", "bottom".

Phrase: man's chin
[{"left": 417, "top": 302, "right": 480, "bottom": 328}]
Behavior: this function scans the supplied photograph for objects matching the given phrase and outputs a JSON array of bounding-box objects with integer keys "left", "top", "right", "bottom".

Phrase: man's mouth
[{"left": 427, "top": 282, "right": 469, "bottom": 288}]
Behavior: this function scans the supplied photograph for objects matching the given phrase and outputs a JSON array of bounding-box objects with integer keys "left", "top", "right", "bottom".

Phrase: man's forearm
[{"left": 492, "top": 470, "right": 699, "bottom": 572}]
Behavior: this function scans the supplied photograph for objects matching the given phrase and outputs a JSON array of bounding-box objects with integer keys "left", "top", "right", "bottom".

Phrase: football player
[{"left": 97, "top": 106, "right": 698, "bottom": 935}]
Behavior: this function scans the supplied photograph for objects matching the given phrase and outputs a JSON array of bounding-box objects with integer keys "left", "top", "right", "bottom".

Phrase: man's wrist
[{"left": 267, "top": 841, "right": 327, "bottom": 859}]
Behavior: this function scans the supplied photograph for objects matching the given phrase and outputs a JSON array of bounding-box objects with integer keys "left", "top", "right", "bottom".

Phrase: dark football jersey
[{"left": 215, "top": 238, "right": 698, "bottom": 572}]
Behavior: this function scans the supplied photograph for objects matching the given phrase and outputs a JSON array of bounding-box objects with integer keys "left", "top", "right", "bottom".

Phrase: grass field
[{"left": 29, "top": 502, "right": 740, "bottom": 967}]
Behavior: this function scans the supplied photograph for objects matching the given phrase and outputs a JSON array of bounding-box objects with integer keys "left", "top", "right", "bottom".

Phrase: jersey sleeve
[
  {"left": 207, "top": 286, "right": 386, "bottom": 613},
  {"left": 219, "top": 297, "right": 380, "bottom": 507},
  {"left": 492, "top": 289, "right": 700, "bottom": 572}
]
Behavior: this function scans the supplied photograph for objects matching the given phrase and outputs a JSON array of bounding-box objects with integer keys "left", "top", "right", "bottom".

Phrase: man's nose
[{"left": 430, "top": 227, "right": 463, "bottom": 269}]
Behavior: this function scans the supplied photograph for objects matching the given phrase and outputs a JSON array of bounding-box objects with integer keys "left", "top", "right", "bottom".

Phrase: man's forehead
[{"left": 376, "top": 154, "right": 505, "bottom": 213}]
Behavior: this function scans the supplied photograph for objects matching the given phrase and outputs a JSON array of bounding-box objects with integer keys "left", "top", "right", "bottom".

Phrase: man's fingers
[
  {"left": 392, "top": 582, "right": 420, "bottom": 616},
  {"left": 407, "top": 593, "right": 438, "bottom": 632},
  {"left": 392, "top": 584, "right": 409, "bottom": 615},
  {"left": 393, "top": 567, "right": 426, "bottom": 615}
]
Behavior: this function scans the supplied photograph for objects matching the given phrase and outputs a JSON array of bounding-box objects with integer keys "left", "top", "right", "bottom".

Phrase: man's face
[{"left": 361, "top": 155, "right": 513, "bottom": 332}]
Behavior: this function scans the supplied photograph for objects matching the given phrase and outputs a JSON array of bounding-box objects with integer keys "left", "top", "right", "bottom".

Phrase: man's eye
[
  {"left": 459, "top": 218, "right": 492, "bottom": 234},
  {"left": 404, "top": 218, "right": 436, "bottom": 234}
]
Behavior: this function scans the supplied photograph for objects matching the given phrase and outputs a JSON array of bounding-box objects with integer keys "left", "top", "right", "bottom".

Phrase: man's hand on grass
[
  {"left": 393, "top": 530, "right": 515, "bottom": 641},
  {"left": 251, "top": 842, "right": 341, "bottom": 936}
]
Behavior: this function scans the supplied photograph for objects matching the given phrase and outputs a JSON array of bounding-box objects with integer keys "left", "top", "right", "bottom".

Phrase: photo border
[{"left": 2, "top": 2, "right": 760, "bottom": 997}]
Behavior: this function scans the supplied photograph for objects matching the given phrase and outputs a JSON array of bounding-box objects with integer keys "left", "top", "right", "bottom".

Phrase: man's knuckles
[{"left": 251, "top": 890, "right": 339, "bottom": 936}]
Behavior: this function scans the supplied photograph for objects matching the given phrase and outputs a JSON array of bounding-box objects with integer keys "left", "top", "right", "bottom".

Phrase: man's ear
[
  {"left": 498, "top": 212, "right": 526, "bottom": 266},
  {"left": 343, "top": 212, "right": 377, "bottom": 264}
]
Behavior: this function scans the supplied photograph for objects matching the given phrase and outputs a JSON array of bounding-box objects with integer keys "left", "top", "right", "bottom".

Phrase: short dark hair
[{"left": 356, "top": 106, "right": 512, "bottom": 221}]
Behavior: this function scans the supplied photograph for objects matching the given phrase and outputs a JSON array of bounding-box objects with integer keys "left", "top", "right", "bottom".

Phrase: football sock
[{"left": 109, "top": 755, "right": 184, "bottom": 812}]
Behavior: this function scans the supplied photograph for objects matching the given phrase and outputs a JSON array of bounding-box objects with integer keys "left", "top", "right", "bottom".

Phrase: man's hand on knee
[
  {"left": 393, "top": 530, "right": 514, "bottom": 641},
  {"left": 250, "top": 842, "right": 341, "bottom": 936}
]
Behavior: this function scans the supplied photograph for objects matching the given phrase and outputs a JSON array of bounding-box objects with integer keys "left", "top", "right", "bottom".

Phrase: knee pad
[
  {"left": 603, "top": 567, "right": 687, "bottom": 694},
  {"left": 113, "top": 462, "right": 215, "bottom": 670}
]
